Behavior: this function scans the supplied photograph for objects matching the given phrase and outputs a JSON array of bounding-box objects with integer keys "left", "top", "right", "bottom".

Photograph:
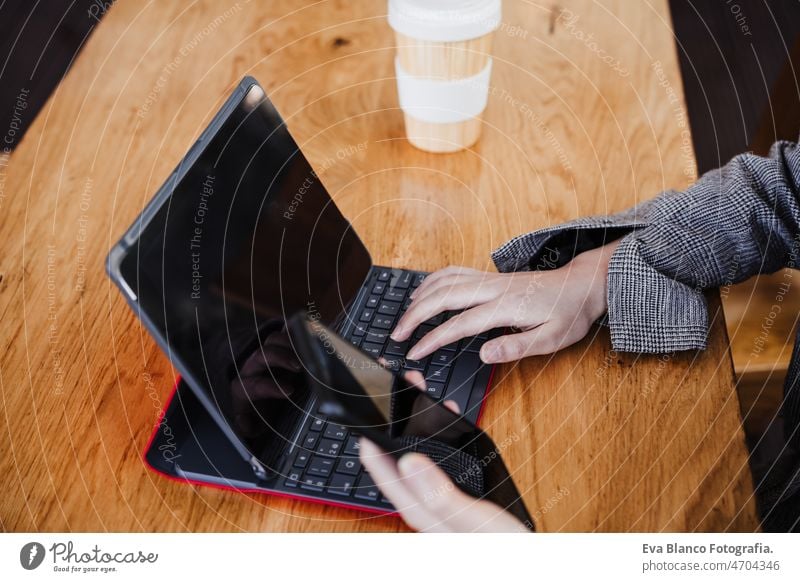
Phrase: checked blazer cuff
[{"left": 606, "top": 233, "right": 708, "bottom": 352}]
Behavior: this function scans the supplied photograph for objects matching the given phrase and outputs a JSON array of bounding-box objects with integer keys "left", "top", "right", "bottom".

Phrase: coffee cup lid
[{"left": 388, "top": 0, "right": 501, "bottom": 43}]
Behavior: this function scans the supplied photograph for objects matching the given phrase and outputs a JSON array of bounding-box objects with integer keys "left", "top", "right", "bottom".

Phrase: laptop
[{"left": 106, "top": 76, "right": 498, "bottom": 514}]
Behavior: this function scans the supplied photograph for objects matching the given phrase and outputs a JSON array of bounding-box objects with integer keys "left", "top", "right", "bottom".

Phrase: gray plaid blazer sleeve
[{"left": 491, "top": 140, "right": 800, "bottom": 353}]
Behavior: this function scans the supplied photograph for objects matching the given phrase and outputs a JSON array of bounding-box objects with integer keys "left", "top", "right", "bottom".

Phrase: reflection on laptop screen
[{"left": 120, "top": 84, "right": 372, "bottom": 466}]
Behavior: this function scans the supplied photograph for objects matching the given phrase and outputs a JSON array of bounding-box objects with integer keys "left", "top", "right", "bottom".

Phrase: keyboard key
[
  {"left": 377, "top": 270, "right": 391, "bottom": 282},
  {"left": 384, "top": 289, "right": 405, "bottom": 302},
  {"left": 424, "top": 313, "right": 445, "bottom": 326},
  {"left": 285, "top": 468, "right": 302, "bottom": 487},
  {"left": 382, "top": 357, "right": 403, "bottom": 371},
  {"left": 389, "top": 271, "right": 413, "bottom": 289},
  {"left": 403, "top": 358, "right": 426, "bottom": 371},
  {"left": 360, "top": 309, "right": 375, "bottom": 322},
  {"left": 317, "top": 438, "right": 342, "bottom": 456},
  {"left": 372, "top": 282, "right": 386, "bottom": 295},
  {"left": 439, "top": 340, "right": 459, "bottom": 352},
  {"left": 328, "top": 473, "right": 356, "bottom": 497},
  {"left": 431, "top": 350, "right": 454, "bottom": 366},
  {"left": 461, "top": 337, "right": 485, "bottom": 353},
  {"left": 309, "top": 418, "right": 325, "bottom": 432},
  {"left": 425, "top": 381, "right": 445, "bottom": 399},
  {"left": 349, "top": 336, "right": 362, "bottom": 347},
  {"left": 426, "top": 365, "right": 450, "bottom": 383},
  {"left": 300, "top": 476, "right": 326, "bottom": 492},
  {"left": 344, "top": 436, "right": 361, "bottom": 456},
  {"left": 365, "top": 328, "right": 390, "bottom": 344},
  {"left": 461, "top": 329, "right": 502, "bottom": 352},
  {"left": 384, "top": 339, "right": 409, "bottom": 356},
  {"left": 307, "top": 456, "right": 336, "bottom": 478},
  {"left": 302, "top": 433, "right": 319, "bottom": 449},
  {"left": 413, "top": 325, "right": 434, "bottom": 340},
  {"left": 361, "top": 342, "right": 382, "bottom": 358},
  {"left": 352, "top": 323, "right": 367, "bottom": 337},
  {"left": 366, "top": 295, "right": 380, "bottom": 309},
  {"left": 354, "top": 473, "right": 381, "bottom": 502},
  {"left": 336, "top": 456, "right": 361, "bottom": 476},
  {"left": 378, "top": 302, "right": 399, "bottom": 316},
  {"left": 294, "top": 451, "right": 311, "bottom": 468},
  {"left": 324, "top": 424, "right": 348, "bottom": 440},
  {"left": 412, "top": 273, "right": 426, "bottom": 287},
  {"left": 372, "top": 315, "right": 394, "bottom": 330}
]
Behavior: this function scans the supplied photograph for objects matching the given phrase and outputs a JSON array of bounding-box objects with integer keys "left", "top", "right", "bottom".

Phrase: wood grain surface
[{"left": 0, "top": 0, "right": 759, "bottom": 532}]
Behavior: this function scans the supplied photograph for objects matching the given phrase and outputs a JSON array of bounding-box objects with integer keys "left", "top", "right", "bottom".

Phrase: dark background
[
  {"left": 669, "top": 0, "right": 800, "bottom": 172},
  {"left": 0, "top": 0, "right": 104, "bottom": 151}
]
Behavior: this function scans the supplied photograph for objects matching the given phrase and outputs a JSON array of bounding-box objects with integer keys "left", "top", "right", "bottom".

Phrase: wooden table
[{"left": 0, "top": 0, "right": 759, "bottom": 532}]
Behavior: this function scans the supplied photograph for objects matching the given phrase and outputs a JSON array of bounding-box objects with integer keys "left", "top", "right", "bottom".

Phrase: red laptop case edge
[{"left": 141, "top": 367, "right": 497, "bottom": 519}]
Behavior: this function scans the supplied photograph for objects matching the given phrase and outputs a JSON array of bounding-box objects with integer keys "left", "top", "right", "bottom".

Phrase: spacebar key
[{"left": 442, "top": 352, "right": 483, "bottom": 418}]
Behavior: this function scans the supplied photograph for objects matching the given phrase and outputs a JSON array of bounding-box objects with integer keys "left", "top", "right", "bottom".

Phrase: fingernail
[
  {"left": 390, "top": 328, "right": 403, "bottom": 340},
  {"left": 406, "top": 347, "right": 421, "bottom": 360}
]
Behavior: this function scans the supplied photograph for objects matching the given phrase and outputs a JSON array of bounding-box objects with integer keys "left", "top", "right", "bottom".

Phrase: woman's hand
[
  {"left": 359, "top": 439, "right": 530, "bottom": 532},
  {"left": 390, "top": 241, "right": 620, "bottom": 363},
  {"left": 359, "top": 370, "right": 529, "bottom": 532}
]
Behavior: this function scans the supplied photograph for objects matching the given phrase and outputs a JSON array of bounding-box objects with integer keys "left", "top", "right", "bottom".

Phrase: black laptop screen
[{"left": 119, "top": 83, "right": 372, "bottom": 466}]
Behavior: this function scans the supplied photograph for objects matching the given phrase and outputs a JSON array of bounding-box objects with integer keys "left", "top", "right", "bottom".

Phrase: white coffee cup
[{"left": 388, "top": 0, "right": 501, "bottom": 153}]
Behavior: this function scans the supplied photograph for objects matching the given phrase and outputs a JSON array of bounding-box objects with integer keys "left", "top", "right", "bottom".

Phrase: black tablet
[{"left": 106, "top": 77, "right": 372, "bottom": 478}]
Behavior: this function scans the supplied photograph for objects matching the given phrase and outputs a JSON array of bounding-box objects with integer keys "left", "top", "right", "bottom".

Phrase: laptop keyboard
[
  {"left": 349, "top": 268, "right": 490, "bottom": 407},
  {"left": 283, "top": 415, "right": 386, "bottom": 503},
  {"left": 282, "top": 267, "right": 493, "bottom": 507}
]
